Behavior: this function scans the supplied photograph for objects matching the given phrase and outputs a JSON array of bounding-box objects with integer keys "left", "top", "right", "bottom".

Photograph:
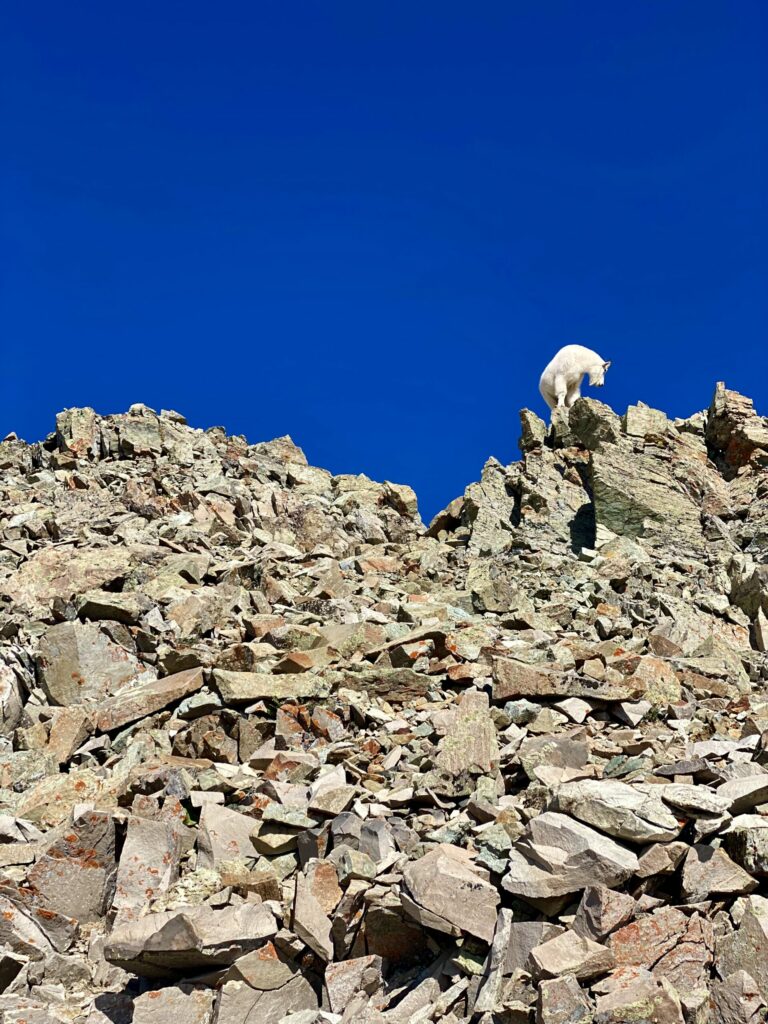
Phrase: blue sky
[{"left": 2, "top": 2, "right": 766, "bottom": 521}]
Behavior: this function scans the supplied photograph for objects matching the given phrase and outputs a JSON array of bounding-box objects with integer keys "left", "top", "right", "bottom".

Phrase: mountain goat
[{"left": 539, "top": 345, "right": 611, "bottom": 411}]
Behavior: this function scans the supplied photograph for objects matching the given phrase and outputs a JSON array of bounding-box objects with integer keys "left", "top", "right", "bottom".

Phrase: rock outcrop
[{"left": 0, "top": 384, "right": 767, "bottom": 1022}]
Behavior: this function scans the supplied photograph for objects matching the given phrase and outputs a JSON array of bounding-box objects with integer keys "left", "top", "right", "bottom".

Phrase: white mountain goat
[{"left": 539, "top": 344, "right": 611, "bottom": 411}]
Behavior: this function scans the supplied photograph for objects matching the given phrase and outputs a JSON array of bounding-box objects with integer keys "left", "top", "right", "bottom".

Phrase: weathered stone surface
[
  {"left": 572, "top": 886, "right": 635, "bottom": 942},
  {"left": 530, "top": 929, "right": 614, "bottom": 980},
  {"left": 26, "top": 810, "right": 116, "bottom": 923},
  {"left": 402, "top": 844, "right": 499, "bottom": 942},
  {"left": 593, "top": 974, "right": 685, "bottom": 1023},
  {"left": 111, "top": 816, "right": 182, "bottom": 923},
  {"left": 0, "top": 545, "right": 133, "bottom": 613},
  {"left": 196, "top": 803, "right": 258, "bottom": 869},
  {"left": 214, "top": 976, "right": 318, "bottom": 1024},
  {"left": 681, "top": 845, "right": 757, "bottom": 901},
  {"left": 711, "top": 970, "right": 766, "bottom": 1024},
  {"left": 93, "top": 667, "right": 204, "bottom": 731},
  {"left": 537, "top": 974, "right": 594, "bottom": 1023},
  {"left": 213, "top": 670, "right": 330, "bottom": 702},
  {"left": 435, "top": 690, "right": 499, "bottom": 775},
  {"left": 1, "top": 389, "right": 767, "bottom": 1017},
  {"left": 551, "top": 779, "right": 680, "bottom": 843},
  {"left": 503, "top": 813, "right": 639, "bottom": 899},
  {"left": 717, "top": 898, "right": 768, "bottom": 1002},
  {"left": 292, "top": 870, "right": 333, "bottom": 960},
  {"left": 36, "top": 621, "right": 153, "bottom": 706},
  {"left": 723, "top": 816, "right": 768, "bottom": 875},
  {"left": 493, "top": 658, "right": 642, "bottom": 702},
  {"left": 132, "top": 984, "right": 215, "bottom": 1024},
  {"left": 104, "top": 903, "right": 277, "bottom": 977},
  {"left": 325, "top": 955, "right": 382, "bottom": 1013}
]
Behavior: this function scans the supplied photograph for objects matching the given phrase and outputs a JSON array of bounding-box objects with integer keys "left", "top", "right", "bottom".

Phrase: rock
[
  {"left": 214, "top": 976, "right": 318, "bottom": 1024},
  {"left": 503, "top": 813, "right": 639, "bottom": 900},
  {"left": 93, "top": 667, "right": 204, "bottom": 731},
  {"left": 325, "top": 955, "right": 382, "bottom": 1013},
  {"left": 681, "top": 845, "right": 758, "bottom": 901},
  {"left": 536, "top": 974, "right": 594, "bottom": 1023},
  {"left": 196, "top": 803, "right": 258, "bottom": 869},
  {"left": 623, "top": 402, "right": 669, "bottom": 438},
  {"left": 530, "top": 929, "right": 614, "bottom": 980},
  {"left": 111, "top": 815, "right": 182, "bottom": 923},
  {"left": 36, "top": 621, "right": 153, "bottom": 705},
  {"left": 0, "top": 545, "right": 133, "bottom": 614},
  {"left": 572, "top": 886, "right": 635, "bottom": 941},
  {"left": 401, "top": 844, "right": 499, "bottom": 942},
  {"left": 609, "top": 907, "right": 689, "bottom": 969},
  {"left": 551, "top": 779, "right": 680, "bottom": 843},
  {"left": 658, "top": 782, "right": 731, "bottom": 817},
  {"left": 26, "top": 810, "right": 116, "bottom": 922},
  {"left": 717, "top": 897, "right": 768, "bottom": 1002},
  {"left": 711, "top": 970, "right": 766, "bottom": 1024},
  {"left": 213, "top": 670, "right": 330, "bottom": 702},
  {"left": 104, "top": 903, "right": 277, "bottom": 977},
  {"left": 132, "top": 985, "right": 215, "bottom": 1024},
  {"left": 723, "top": 816, "right": 768, "bottom": 875},
  {"left": 435, "top": 690, "right": 499, "bottom": 775},
  {"left": 593, "top": 974, "right": 685, "bottom": 1023},
  {"left": 0, "top": 389, "right": 767, "bottom": 1014},
  {"left": 292, "top": 870, "right": 333, "bottom": 960},
  {"left": 635, "top": 841, "right": 689, "bottom": 878},
  {"left": 493, "top": 658, "right": 642, "bottom": 702},
  {"left": 718, "top": 775, "right": 768, "bottom": 814}
]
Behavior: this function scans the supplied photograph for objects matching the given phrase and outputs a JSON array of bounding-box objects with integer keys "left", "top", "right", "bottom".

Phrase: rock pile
[{"left": 0, "top": 383, "right": 767, "bottom": 1023}]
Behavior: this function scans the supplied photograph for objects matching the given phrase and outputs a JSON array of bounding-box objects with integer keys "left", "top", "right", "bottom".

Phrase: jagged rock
[
  {"left": 717, "top": 897, "right": 768, "bottom": 1002},
  {"left": 325, "top": 955, "right": 383, "bottom": 1013},
  {"left": 551, "top": 778, "right": 680, "bottom": 843},
  {"left": 36, "top": 621, "right": 153, "bottom": 706},
  {"left": 105, "top": 903, "right": 277, "bottom": 977},
  {"left": 536, "top": 974, "right": 594, "bottom": 1023},
  {"left": 213, "top": 670, "right": 331, "bottom": 702},
  {"left": 711, "top": 970, "right": 766, "bottom": 1024},
  {"left": 593, "top": 974, "right": 684, "bottom": 1023},
  {"left": 196, "top": 803, "right": 258, "bottom": 869},
  {"left": 401, "top": 844, "right": 499, "bottom": 942},
  {"left": 93, "top": 667, "right": 204, "bottom": 731},
  {"left": 215, "top": 976, "right": 318, "bottom": 1024},
  {"left": 132, "top": 985, "right": 215, "bottom": 1024},
  {"left": 0, "top": 388, "right": 766, "bottom": 1015},
  {"left": 292, "top": 870, "right": 334, "bottom": 960},
  {"left": 530, "top": 929, "right": 614, "bottom": 980},
  {"left": 572, "top": 886, "right": 636, "bottom": 941},
  {"left": 723, "top": 816, "right": 768, "bottom": 875},
  {"left": 110, "top": 815, "right": 182, "bottom": 923},
  {"left": 26, "top": 810, "right": 116, "bottom": 922},
  {"left": 493, "top": 658, "right": 642, "bottom": 702},
  {"left": 681, "top": 845, "right": 757, "bottom": 901},
  {"left": 503, "top": 813, "right": 639, "bottom": 899},
  {"left": 435, "top": 690, "right": 499, "bottom": 775}
]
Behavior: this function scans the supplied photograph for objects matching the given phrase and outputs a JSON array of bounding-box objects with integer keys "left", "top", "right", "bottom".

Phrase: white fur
[{"left": 539, "top": 344, "right": 611, "bottom": 411}]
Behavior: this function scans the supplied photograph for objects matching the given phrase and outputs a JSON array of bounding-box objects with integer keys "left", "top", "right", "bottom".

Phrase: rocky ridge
[{"left": 0, "top": 383, "right": 767, "bottom": 1023}]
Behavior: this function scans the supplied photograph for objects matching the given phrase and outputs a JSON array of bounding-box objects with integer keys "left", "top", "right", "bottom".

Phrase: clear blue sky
[{"left": 2, "top": 2, "right": 766, "bottom": 521}]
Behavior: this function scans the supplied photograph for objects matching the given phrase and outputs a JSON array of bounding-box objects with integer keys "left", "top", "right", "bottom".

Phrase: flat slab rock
[
  {"left": 503, "top": 812, "right": 639, "bottom": 899},
  {"left": 401, "top": 843, "right": 499, "bottom": 942},
  {"left": 104, "top": 903, "right": 277, "bottom": 977}
]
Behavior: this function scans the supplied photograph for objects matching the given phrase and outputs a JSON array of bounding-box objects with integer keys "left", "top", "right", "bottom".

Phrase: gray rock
[
  {"left": 401, "top": 844, "right": 499, "bottom": 942},
  {"left": 36, "top": 621, "right": 153, "bottom": 706},
  {"left": 551, "top": 779, "right": 680, "bottom": 843},
  {"left": 132, "top": 985, "right": 215, "bottom": 1024},
  {"left": 503, "top": 813, "right": 639, "bottom": 899},
  {"left": 104, "top": 903, "right": 277, "bottom": 977}
]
